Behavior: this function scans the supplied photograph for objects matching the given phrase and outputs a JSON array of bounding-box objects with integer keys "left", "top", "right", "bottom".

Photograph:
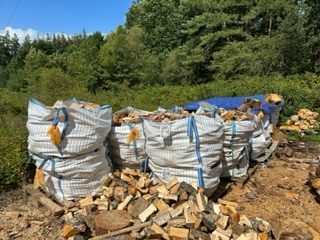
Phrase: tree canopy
[{"left": 0, "top": 0, "right": 318, "bottom": 93}]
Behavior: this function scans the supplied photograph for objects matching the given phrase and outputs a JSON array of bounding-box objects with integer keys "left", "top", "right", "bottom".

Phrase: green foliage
[
  {"left": 98, "top": 26, "right": 160, "bottom": 89},
  {"left": 285, "top": 126, "right": 320, "bottom": 143},
  {"left": 212, "top": 36, "right": 281, "bottom": 78},
  {"left": 30, "top": 68, "right": 79, "bottom": 104},
  {"left": 277, "top": 8, "right": 311, "bottom": 74},
  {"left": 0, "top": 123, "right": 27, "bottom": 191},
  {"left": 0, "top": 90, "right": 28, "bottom": 191},
  {"left": 126, "top": 0, "right": 183, "bottom": 52},
  {"left": 1, "top": 0, "right": 320, "bottom": 191},
  {"left": 305, "top": 0, "right": 320, "bottom": 73}
]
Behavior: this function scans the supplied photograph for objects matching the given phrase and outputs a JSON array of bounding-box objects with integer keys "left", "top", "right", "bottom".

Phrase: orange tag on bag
[
  {"left": 127, "top": 128, "right": 140, "bottom": 146},
  {"left": 47, "top": 125, "right": 61, "bottom": 146}
]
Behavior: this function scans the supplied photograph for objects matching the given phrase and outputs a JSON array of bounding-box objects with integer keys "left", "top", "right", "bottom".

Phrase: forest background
[{"left": 0, "top": 0, "right": 319, "bottom": 190}]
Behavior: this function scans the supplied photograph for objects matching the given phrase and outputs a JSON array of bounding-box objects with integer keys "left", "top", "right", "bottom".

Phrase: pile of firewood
[
  {"left": 51, "top": 100, "right": 101, "bottom": 110},
  {"left": 112, "top": 108, "right": 151, "bottom": 125},
  {"left": 218, "top": 109, "right": 254, "bottom": 123},
  {"left": 264, "top": 94, "right": 283, "bottom": 105},
  {"left": 59, "top": 168, "right": 273, "bottom": 239},
  {"left": 113, "top": 108, "right": 191, "bottom": 125},
  {"left": 280, "top": 108, "right": 319, "bottom": 131}
]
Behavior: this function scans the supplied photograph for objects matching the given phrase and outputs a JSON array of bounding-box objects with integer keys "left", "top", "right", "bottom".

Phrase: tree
[
  {"left": 30, "top": 68, "right": 74, "bottom": 103},
  {"left": 126, "top": 0, "right": 183, "bottom": 52},
  {"left": 164, "top": 0, "right": 252, "bottom": 83},
  {"left": 277, "top": 7, "right": 310, "bottom": 74},
  {"left": 305, "top": 0, "right": 320, "bottom": 72},
  {"left": 66, "top": 32, "right": 105, "bottom": 91},
  {"left": 212, "top": 36, "right": 280, "bottom": 78},
  {"left": 244, "top": 0, "right": 294, "bottom": 36},
  {"left": 98, "top": 26, "right": 159, "bottom": 91}
]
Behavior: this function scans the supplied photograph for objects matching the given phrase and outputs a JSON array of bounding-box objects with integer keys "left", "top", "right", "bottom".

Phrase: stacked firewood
[
  {"left": 280, "top": 108, "right": 319, "bottom": 131},
  {"left": 113, "top": 108, "right": 191, "bottom": 125},
  {"left": 112, "top": 108, "right": 152, "bottom": 125},
  {"left": 60, "top": 168, "right": 273, "bottom": 239},
  {"left": 218, "top": 109, "right": 254, "bottom": 123}
]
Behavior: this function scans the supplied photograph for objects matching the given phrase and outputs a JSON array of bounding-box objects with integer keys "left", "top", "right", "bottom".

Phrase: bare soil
[
  {"left": 0, "top": 143, "right": 319, "bottom": 239},
  {"left": 224, "top": 158, "right": 320, "bottom": 233},
  {"left": 0, "top": 189, "right": 63, "bottom": 240}
]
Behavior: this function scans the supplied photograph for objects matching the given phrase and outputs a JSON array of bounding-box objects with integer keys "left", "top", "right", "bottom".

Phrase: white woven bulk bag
[
  {"left": 144, "top": 114, "right": 224, "bottom": 196},
  {"left": 31, "top": 146, "right": 111, "bottom": 200},
  {"left": 109, "top": 123, "right": 147, "bottom": 169},
  {"left": 27, "top": 98, "right": 112, "bottom": 157},
  {"left": 108, "top": 107, "right": 151, "bottom": 169},
  {"left": 250, "top": 115, "right": 272, "bottom": 162},
  {"left": 221, "top": 119, "right": 255, "bottom": 177},
  {"left": 221, "top": 153, "right": 250, "bottom": 178}
]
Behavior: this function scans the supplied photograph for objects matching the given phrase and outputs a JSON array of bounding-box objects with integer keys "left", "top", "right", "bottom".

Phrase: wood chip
[
  {"left": 170, "top": 183, "right": 181, "bottom": 195},
  {"left": 79, "top": 196, "right": 93, "bottom": 208},
  {"left": 165, "top": 177, "right": 179, "bottom": 190},
  {"left": 196, "top": 192, "right": 208, "bottom": 212},
  {"left": 122, "top": 168, "right": 140, "bottom": 177},
  {"left": 188, "top": 200, "right": 200, "bottom": 214},
  {"left": 117, "top": 195, "right": 133, "bottom": 210},
  {"left": 167, "top": 217, "right": 186, "bottom": 228},
  {"left": 216, "top": 227, "right": 232, "bottom": 237},
  {"left": 217, "top": 214, "right": 229, "bottom": 230},
  {"left": 129, "top": 197, "right": 149, "bottom": 218},
  {"left": 168, "top": 227, "right": 189, "bottom": 238},
  {"left": 114, "top": 187, "right": 127, "bottom": 201},
  {"left": 96, "top": 199, "right": 108, "bottom": 211},
  {"left": 151, "top": 223, "right": 169, "bottom": 240},
  {"left": 61, "top": 224, "right": 79, "bottom": 238},
  {"left": 211, "top": 230, "right": 230, "bottom": 240},
  {"left": 103, "top": 187, "right": 114, "bottom": 198},
  {"left": 154, "top": 199, "right": 170, "bottom": 212},
  {"left": 158, "top": 192, "right": 178, "bottom": 201},
  {"left": 63, "top": 212, "right": 73, "bottom": 222},
  {"left": 138, "top": 204, "right": 157, "bottom": 222},
  {"left": 192, "top": 213, "right": 202, "bottom": 229},
  {"left": 156, "top": 185, "right": 170, "bottom": 195},
  {"left": 184, "top": 207, "right": 195, "bottom": 224},
  {"left": 169, "top": 202, "right": 189, "bottom": 218}
]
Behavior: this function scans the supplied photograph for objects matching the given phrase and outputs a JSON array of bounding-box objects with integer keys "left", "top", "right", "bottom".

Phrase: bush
[{"left": 0, "top": 117, "right": 28, "bottom": 191}]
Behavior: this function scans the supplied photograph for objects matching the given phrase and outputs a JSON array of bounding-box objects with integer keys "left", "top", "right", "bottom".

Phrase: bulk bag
[
  {"left": 221, "top": 119, "right": 255, "bottom": 178},
  {"left": 144, "top": 114, "right": 224, "bottom": 196},
  {"left": 250, "top": 115, "right": 272, "bottom": 162},
  {"left": 109, "top": 107, "right": 151, "bottom": 169},
  {"left": 31, "top": 146, "right": 111, "bottom": 200},
  {"left": 27, "top": 98, "right": 112, "bottom": 158}
]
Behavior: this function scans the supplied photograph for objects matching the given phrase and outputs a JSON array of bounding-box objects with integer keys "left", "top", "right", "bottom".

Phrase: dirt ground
[
  {"left": 224, "top": 158, "right": 320, "bottom": 233},
  {"left": 0, "top": 143, "right": 319, "bottom": 239},
  {"left": 0, "top": 189, "right": 63, "bottom": 240}
]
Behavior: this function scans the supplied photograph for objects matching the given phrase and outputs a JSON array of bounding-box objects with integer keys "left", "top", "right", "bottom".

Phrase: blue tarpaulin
[{"left": 183, "top": 95, "right": 283, "bottom": 115}]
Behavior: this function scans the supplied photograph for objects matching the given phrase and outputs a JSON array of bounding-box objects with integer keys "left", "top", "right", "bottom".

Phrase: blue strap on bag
[
  {"left": 187, "top": 115, "right": 205, "bottom": 189},
  {"left": 38, "top": 156, "right": 64, "bottom": 198},
  {"left": 230, "top": 121, "right": 237, "bottom": 161},
  {"left": 52, "top": 107, "right": 69, "bottom": 142}
]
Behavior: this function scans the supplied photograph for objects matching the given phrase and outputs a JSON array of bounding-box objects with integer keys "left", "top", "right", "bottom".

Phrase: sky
[{"left": 0, "top": 0, "right": 133, "bottom": 41}]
